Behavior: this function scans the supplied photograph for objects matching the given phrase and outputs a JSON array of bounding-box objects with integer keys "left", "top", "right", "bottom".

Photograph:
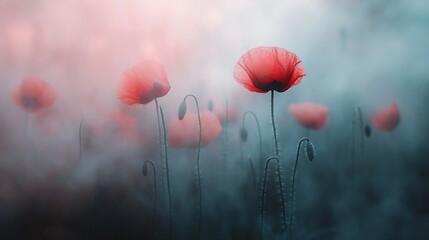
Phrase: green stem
[
  {"left": 143, "top": 160, "right": 157, "bottom": 237},
  {"left": 183, "top": 94, "right": 202, "bottom": 238},
  {"left": 154, "top": 98, "right": 165, "bottom": 195},
  {"left": 79, "top": 118, "right": 83, "bottom": 161},
  {"left": 159, "top": 106, "right": 172, "bottom": 240},
  {"left": 271, "top": 91, "right": 279, "bottom": 156},
  {"left": 242, "top": 111, "right": 263, "bottom": 167},
  {"left": 289, "top": 137, "right": 310, "bottom": 232},
  {"left": 260, "top": 156, "right": 286, "bottom": 237}
]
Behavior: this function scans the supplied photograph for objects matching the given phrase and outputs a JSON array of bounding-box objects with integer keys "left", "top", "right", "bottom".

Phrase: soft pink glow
[
  {"left": 371, "top": 102, "right": 400, "bottom": 132},
  {"left": 10, "top": 77, "right": 57, "bottom": 113},
  {"left": 288, "top": 102, "right": 329, "bottom": 130},
  {"left": 168, "top": 111, "right": 222, "bottom": 148}
]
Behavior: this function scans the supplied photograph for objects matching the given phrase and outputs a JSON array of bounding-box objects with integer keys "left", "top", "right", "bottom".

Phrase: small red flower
[
  {"left": 288, "top": 103, "right": 329, "bottom": 130},
  {"left": 10, "top": 77, "right": 57, "bottom": 112},
  {"left": 117, "top": 60, "right": 170, "bottom": 105},
  {"left": 168, "top": 111, "right": 222, "bottom": 148},
  {"left": 233, "top": 47, "right": 306, "bottom": 93},
  {"left": 371, "top": 102, "right": 400, "bottom": 132}
]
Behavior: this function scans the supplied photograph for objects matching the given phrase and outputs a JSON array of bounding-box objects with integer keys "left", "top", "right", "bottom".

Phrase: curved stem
[
  {"left": 183, "top": 94, "right": 202, "bottom": 238},
  {"left": 242, "top": 111, "right": 263, "bottom": 166},
  {"left": 260, "top": 156, "right": 286, "bottom": 237},
  {"left": 289, "top": 137, "right": 310, "bottom": 231},
  {"left": 159, "top": 106, "right": 172, "bottom": 240},
  {"left": 271, "top": 90, "right": 279, "bottom": 156},
  {"left": 154, "top": 98, "right": 165, "bottom": 195},
  {"left": 143, "top": 160, "right": 157, "bottom": 238}
]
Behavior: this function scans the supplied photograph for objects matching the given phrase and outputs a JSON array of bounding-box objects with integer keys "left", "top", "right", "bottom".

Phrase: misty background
[{"left": 1, "top": 0, "right": 429, "bottom": 239}]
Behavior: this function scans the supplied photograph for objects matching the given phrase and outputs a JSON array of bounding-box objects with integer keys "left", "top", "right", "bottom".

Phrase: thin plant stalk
[
  {"left": 79, "top": 118, "right": 83, "bottom": 161},
  {"left": 271, "top": 90, "right": 279, "bottom": 156},
  {"left": 239, "top": 140, "right": 256, "bottom": 189},
  {"left": 143, "top": 160, "right": 157, "bottom": 238},
  {"left": 154, "top": 98, "right": 165, "bottom": 194},
  {"left": 183, "top": 94, "right": 202, "bottom": 238},
  {"left": 159, "top": 106, "right": 172, "bottom": 240},
  {"left": 352, "top": 106, "right": 364, "bottom": 178},
  {"left": 241, "top": 111, "right": 263, "bottom": 167},
  {"left": 260, "top": 156, "right": 286, "bottom": 237},
  {"left": 289, "top": 137, "right": 310, "bottom": 233},
  {"left": 222, "top": 99, "right": 228, "bottom": 165}
]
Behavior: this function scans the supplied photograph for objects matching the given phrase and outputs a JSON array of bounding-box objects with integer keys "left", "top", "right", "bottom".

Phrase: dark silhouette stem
[
  {"left": 79, "top": 118, "right": 83, "bottom": 161},
  {"left": 271, "top": 90, "right": 279, "bottom": 156},
  {"left": 242, "top": 111, "right": 263, "bottom": 166},
  {"left": 159, "top": 106, "right": 172, "bottom": 240},
  {"left": 223, "top": 99, "right": 228, "bottom": 164},
  {"left": 154, "top": 98, "right": 165, "bottom": 195},
  {"left": 357, "top": 107, "right": 364, "bottom": 152},
  {"left": 260, "top": 156, "right": 286, "bottom": 237},
  {"left": 289, "top": 137, "right": 310, "bottom": 231},
  {"left": 183, "top": 94, "right": 202, "bottom": 238},
  {"left": 143, "top": 160, "right": 157, "bottom": 237}
]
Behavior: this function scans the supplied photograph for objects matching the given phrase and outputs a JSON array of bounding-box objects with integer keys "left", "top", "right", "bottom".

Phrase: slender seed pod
[
  {"left": 178, "top": 101, "right": 187, "bottom": 120},
  {"left": 306, "top": 140, "right": 315, "bottom": 161},
  {"left": 239, "top": 127, "right": 248, "bottom": 142},
  {"left": 365, "top": 124, "right": 371, "bottom": 137},
  {"left": 142, "top": 163, "right": 148, "bottom": 176}
]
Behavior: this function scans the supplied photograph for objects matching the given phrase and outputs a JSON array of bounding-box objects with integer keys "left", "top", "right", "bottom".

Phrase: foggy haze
[{"left": 1, "top": 0, "right": 429, "bottom": 239}]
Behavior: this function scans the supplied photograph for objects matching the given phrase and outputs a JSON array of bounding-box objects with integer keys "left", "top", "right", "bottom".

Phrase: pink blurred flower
[{"left": 288, "top": 103, "right": 329, "bottom": 130}]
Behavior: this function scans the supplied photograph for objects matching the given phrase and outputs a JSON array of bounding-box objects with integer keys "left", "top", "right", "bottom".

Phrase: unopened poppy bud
[
  {"left": 364, "top": 124, "right": 371, "bottom": 137},
  {"left": 305, "top": 141, "right": 315, "bottom": 161},
  {"left": 208, "top": 99, "right": 214, "bottom": 112},
  {"left": 178, "top": 101, "right": 187, "bottom": 120},
  {"left": 142, "top": 163, "right": 148, "bottom": 176},
  {"left": 239, "top": 127, "right": 248, "bottom": 142}
]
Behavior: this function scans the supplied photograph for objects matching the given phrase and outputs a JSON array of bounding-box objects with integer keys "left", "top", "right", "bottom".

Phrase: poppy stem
[
  {"left": 271, "top": 90, "right": 279, "bottom": 156},
  {"left": 183, "top": 94, "right": 202, "bottom": 239},
  {"left": 260, "top": 156, "right": 286, "bottom": 238},
  {"left": 242, "top": 111, "right": 263, "bottom": 169},
  {"left": 143, "top": 160, "right": 157, "bottom": 239},
  {"left": 357, "top": 106, "right": 364, "bottom": 153},
  {"left": 352, "top": 106, "right": 363, "bottom": 178},
  {"left": 159, "top": 106, "right": 172, "bottom": 240},
  {"left": 289, "top": 137, "right": 310, "bottom": 236},
  {"left": 154, "top": 98, "right": 165, "bottom": 195},
  {"left": 223, "top": 99, "right": 228, "bottom": 165},
  {"left": 79, "top": 118, "right": 83, "bottom": 161}
]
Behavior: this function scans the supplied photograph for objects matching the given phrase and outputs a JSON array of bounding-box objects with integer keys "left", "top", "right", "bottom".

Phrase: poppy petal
[
  {"left": 234, "top": 47, "right": 306, "bottom": 93},
  {"left": 371, "top": 102, "right": 400, "bottom": 132}
]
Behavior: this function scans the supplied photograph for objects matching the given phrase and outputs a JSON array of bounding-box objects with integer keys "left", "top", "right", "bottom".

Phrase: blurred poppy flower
[
  {"left": 288, "top": 103, "right": 329, "bottom": 130},
  {"left": 233, "top": 47, "right": 306, "bottom": 93},
  {"left": 117, "top": 60, "right": 170, "bottom": 105},
  {"left": 212, "top": 100, "right": 239, "bottom": 123},
  {"left": 10, "top": 77, "right": 57, "bottom": 112},
  {"left": 371, "top": 102, "right": 400, "bottom": 132},
  {"left": 168, "top": 111, "right": 222, "bottom": 148}
]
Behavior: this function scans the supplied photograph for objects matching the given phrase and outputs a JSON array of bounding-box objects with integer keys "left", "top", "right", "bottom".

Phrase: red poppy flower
[
  {"left": 10, "top": 77, "right": 57, "bottom": 112},
  {"left": 168, "top": 111, "right": 222, "bottom": 148},
  {"left": 233, "top": 47, "right": 306, "bottom": 93},
  {"left": 288, "top": 103, "right": 329, "bottom": 130},
  {"left": 117, "top": 60, "right": 170, "bottom": 105},
  {"left": 371, "top": 102, "right": 400, "bottom": 132}
]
